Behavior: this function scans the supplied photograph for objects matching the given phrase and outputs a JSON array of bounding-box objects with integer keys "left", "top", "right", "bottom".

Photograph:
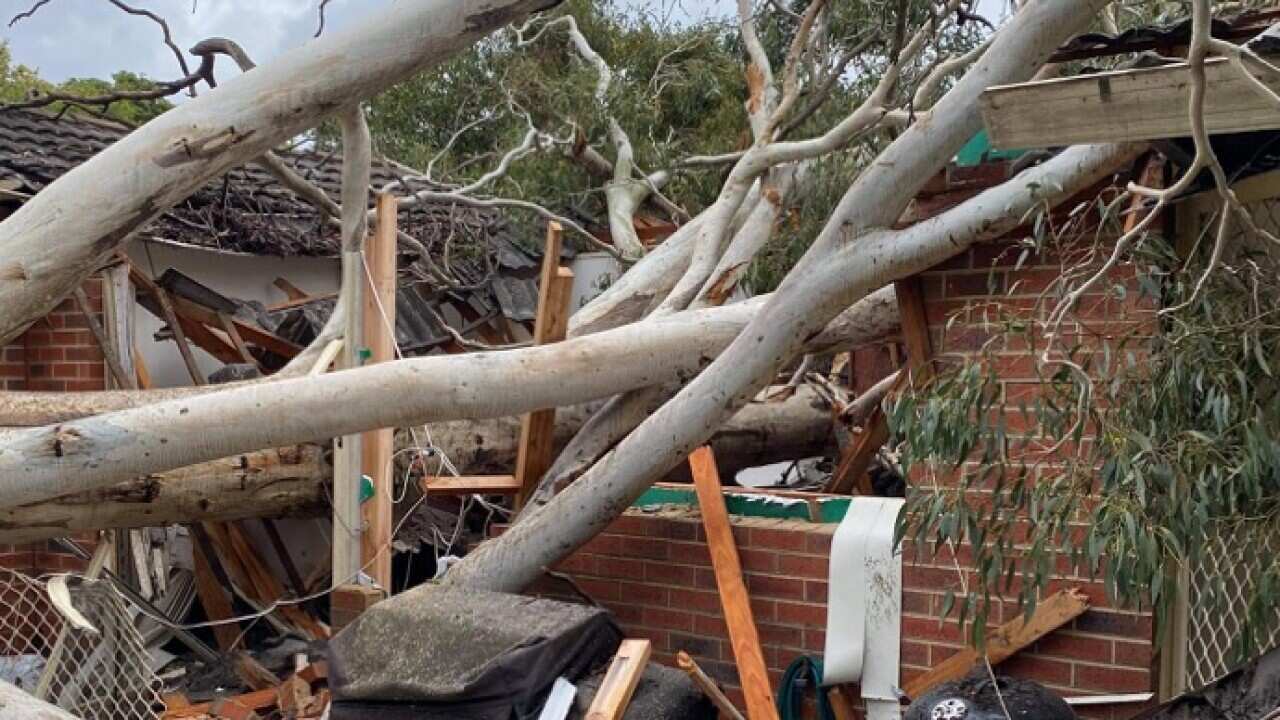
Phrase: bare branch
[
  {"left": 315, "top": 0, "right": 335, "bottom": 38},
  {"left": 8, "top": 0, "right": 51, "bottom": 27}
]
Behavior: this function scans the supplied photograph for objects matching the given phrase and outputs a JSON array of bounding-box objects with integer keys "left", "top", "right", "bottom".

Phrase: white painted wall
[{"left": 126, "top": 239, "right": 340, "bottom": 388}]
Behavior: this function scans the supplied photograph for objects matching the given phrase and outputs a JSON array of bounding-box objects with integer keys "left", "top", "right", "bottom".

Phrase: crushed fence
[{"left": 0, "top": 566, "right": 162, "bottom": 720}]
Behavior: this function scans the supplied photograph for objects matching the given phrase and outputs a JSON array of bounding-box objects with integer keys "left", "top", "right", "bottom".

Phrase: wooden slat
[
  {"left": 72, "top": 286, "right": 134, "bottom": 389},
  {"left": 167, "top": 293, "right": 302, "bottom": 359},
  {"left": 981, "top": 53, "right": 1280, "bottom": 150},
  {"left": 123, "top": 256, "right": 206, "bottom": 385},
  {"left": 191, "top": 540, "right": 243, "bottom": 652},
  {"left": 222, "top": 522, "right": 327, "bottom": 640},
  {"left": 219, "top": 313, "right": 263, "bottom": 370},
  {"left": 586, "top": 639, "right": 652, "bottom": 720},
  {"left": 514, "top": 266, "right": 575, "bottom": 508},
  {"left": 689, "top": 446, "right": 780, "bottom": 720},
  {"left": 133, "top": 343, "right": 152, "bottom": 389},
  {"left": 420, "top": 475, "right": 521, "bottom": 495},
  {"left": 273, "top": 277, "right": 311, "bottom": 301},
  {"left": 903, "top": 588, "right": 1091, "bottom": 699},
  {"left": 173, "top": 313, "right": 242, "bottom": 365},
  {"left": 361, "top": 193, "right": 398, "bottom": 591}
]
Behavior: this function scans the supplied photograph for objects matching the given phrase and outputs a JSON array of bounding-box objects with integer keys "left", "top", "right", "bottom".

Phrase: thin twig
[{"left": 315, "top": 0, "right": 335, "bottom": 37}]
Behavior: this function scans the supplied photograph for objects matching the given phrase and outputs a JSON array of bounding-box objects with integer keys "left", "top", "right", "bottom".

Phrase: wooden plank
[
  {"left": 676, "top": 651, "right": 746, "bottom": 720},
  {"left": 191, "top": 539, "right": 243, "bottom": 651},
  {"left": 514, "top": 268, "right": 575, "bottom": 509},
  {"left": 980, "top": 52, "right": 1280, "bottom": 150},
  {"left": 894, "top": 276, "right": 934, "bottom": 384},
  {"left": 827, "top": 686, "right": 857, "bottom": 720},
  {"left": 219, "top": 313, "right": 263, "bottom": 370},
  {"left": 420, "top": 475, "right": 521, "bottom": 495},
  {"left": 688, "top": 446, "right": 780, "bottom": 720},
  {"left": 124, "top": 257, "right": 206, "bottom": 385},
  {"left": 133, "top": 343, "right": 152, "bottom": 389},
  {"left": 273, "top": 277, "right": 312, "bottom": 301},
  {"left": 167, "top": 293, "right": 302, "bottom": 359},
  {"left": 361, "top": 192, "right": 398, "bottom": 591},
  {"left": 903, "top": 588, "right": 1091, "bottom": 699},
  {"left": 105, "top": 264, "right": 136, "bottom": 391},
  {"left": 161, "top": 688, "right": 278, "bottom": 719},
  {"left": 72, "top": 285, "right": 134, "bottom": 390},
  {"left": 172, "top": 313, "right": 242, "bottom": 365},
  {"left": 585, "top": 639, "right": 652, "bottom": 720},
  {"left": 222, "top": 522, "right": 326, "bottom": 640}
]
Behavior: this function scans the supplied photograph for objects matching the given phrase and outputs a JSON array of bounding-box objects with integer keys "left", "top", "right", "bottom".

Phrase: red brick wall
[
  {"left": 542, "top": 507, "right": 1154, "bottom": 719},
  {"left": 0, "top": 277, "right": 106, "bottom": 575}
]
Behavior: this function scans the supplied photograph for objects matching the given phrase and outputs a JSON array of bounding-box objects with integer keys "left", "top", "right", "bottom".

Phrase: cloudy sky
[{"left": 1, "top": 0, "right": 1011, "bottom": 86}]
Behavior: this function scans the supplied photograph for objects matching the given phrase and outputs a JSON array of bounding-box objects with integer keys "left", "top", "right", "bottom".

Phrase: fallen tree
[
  {"left": 0, "top": 0, "right": 559, "bottom": 345},
  {"left": 0, "top": 386, "right": 834, "bottom": 545},
  {"left": 0, "top": 291, "right": 894, "bottom": 507}
]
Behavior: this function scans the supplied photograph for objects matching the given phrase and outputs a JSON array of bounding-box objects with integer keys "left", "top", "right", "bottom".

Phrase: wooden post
[
  {"left": 333, "top": 245, "right": 367, "bottom": 589},
  {"left": 360, "top": 193, "right": 398, "bottom": 591},
  {"left": 688, "top": 446, "right": 780, "bottom": 720},
  {"left": 825, "top": 275, "right": 933, "bottom": 495},
  {"left": 104, "top": 264, "right": 137, "bottom": 390},
  {"left": 514, "top": 222, "right": 574, "bottom": 508},
  {"left": 72, "top": 286, "right": 134, "bottom": 390}
]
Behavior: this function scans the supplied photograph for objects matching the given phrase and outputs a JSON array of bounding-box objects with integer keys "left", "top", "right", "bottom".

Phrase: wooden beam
[
  {"left": 514, "top": 264, "right": 574, "bottom": 509},
  {"left": 420, "top": 475, "right": 522, "bottom": 495},
  {"left": 676, "top": 651, "right": 746, "bottom": 720},
  {"left": 826, "top": 277, "right": 932, "bottom": 495},
  {"left": 190, "top": 538, "right": 243, "bottom": 652},
  {"left": 72, "top": 286, "right": 134, "bottom": 390},
  {"left": 586, "top": 639, "right": 652, "bottom": 720},
  {"left": 172, "top": 313, "right": 242, "bottom": 365},
  {"left": 273, "top": 277, "right": 311, "bottom": 302},
  {"left": 104, "top": 264, "right": 137, "bottom": 391},
  {"left": 980, "top": 52, "right": 1280, "bottom": 150},
  {"left": 133, "top": 343, "right": 152, "bottom": 389},
  {"left": 219, "top": 313, "right": 263, "bottom": 370},
  {"left": 361, "top": 193, "right": 398, "bottom": 591},
  {"left": 903, "top": 588, "right": 1091, "bottom": 699},
  {"left": 124, "top": 256, "right": 206, "bottom": 385},
  {"left": 221, "top": 522, "right": 327, "bottom": 640},
  {"left": 166, "top": 294, "right": 302, "bottom": 359},
  {"left": 688, "top": 446, "right": 780, "bottom": 720}
]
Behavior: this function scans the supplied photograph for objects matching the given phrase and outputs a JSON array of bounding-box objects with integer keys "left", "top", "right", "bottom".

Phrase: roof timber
[{"left": 980, "top": 52, "right": 1280, "bottom": 150}]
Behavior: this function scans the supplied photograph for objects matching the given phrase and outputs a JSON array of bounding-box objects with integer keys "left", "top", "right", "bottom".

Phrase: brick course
[{"left": 0, "top": 277, "right": 108, "bottom": 575}]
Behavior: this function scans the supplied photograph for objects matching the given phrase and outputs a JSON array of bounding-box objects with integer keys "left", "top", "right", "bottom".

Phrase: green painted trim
[
  {"left": 956, "top": 130, "right": 1026, "bottom": 167},
  {"left": 632, "top": 487, "right": 850, "bottom": 523}
]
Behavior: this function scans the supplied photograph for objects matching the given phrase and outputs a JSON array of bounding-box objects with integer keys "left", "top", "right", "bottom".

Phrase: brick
[
  {"left": 644, "top": 561, "right": 696, "bottom": 586},
  {"left": 619, "top": 536, "right": 669, "bottom": 560},
  {"left": 1114, "top": 640, "right": 1154, "bottom": 668},
  {"left": 1074, "top": 610, "right": 1153, "bottom": 641},
  {"left": 667, "top": 588, "right": 722, "bottom": 614},
  {"left": 1073, "top": 663, "right": 1152, "bottom": 693},
  {"left": 748, "top": 527, "right": 809, "bottom": 552},
  {"left": 777, "top": 553, "right": 826, "bottom": 580},
  {"left": 1034, "top": 632, "right": 1113, "bottom": 664},
  {"left": 617, "top": 581, "right": 668, "bottom": 607},
  {"left": 640, "top": 606, "right": 694, "bottom": 632},
  {"left": 593, "top": 557, "right": 644, "bottom": 580},
  {"left": 999, "top": 654, "right": 1073, "bottom": 686},
  {"left": 805, "top": 581, "right": 828, "bottom": 603},
  {"left": 738, "top": 547, "right": 778, "bottom": 574},
  {"left": 776, "top": 601, "right": 826, "bottom": 628},
  {"left": 744, "top": 574, "right": 805, "bottom": 601},
  {"left": 669, "top": 632, "right": 721, "bottom": 660},
  {"left": 665, "top": 541, "right": 712, "bottom": 567}
]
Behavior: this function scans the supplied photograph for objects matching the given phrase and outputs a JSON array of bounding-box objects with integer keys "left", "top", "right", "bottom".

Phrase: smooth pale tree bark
[
  {"left": 525, "top": 284, "right": 897, "bottom": 509},
  {"left": 441, "top": 0, "right": 1129, "bottom": 593},
  {"left": 0, "top": 290, "right": 897, "bottom": 508},
  {"left": 0, "top": 387, "right": 833, "bottom": 545},
  {"left": 0, "top": 0, "right": 559, "bottom": 346},
  {"left": 0, "top": 681, "right": 80, "bottom": 720},
  {"left": 0, "top": 290, "right": 895, "bottom": 428}
]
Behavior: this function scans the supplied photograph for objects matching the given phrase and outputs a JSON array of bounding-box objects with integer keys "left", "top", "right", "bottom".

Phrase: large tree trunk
[
  {"left": 0, "top": 289, "right": 895, "bottom": 428},
  {"left": 441, "top": 0, "right": 1127, "bottom": 594},
  {"left": 0, "top": 290, "right": 895, "bottom": 508},
  {"left": 0, "top": 0, "right": 558, "bottom": 345},
  {"left": 0, "top": 387, "right": 833, "bottom": 544},
  {"left": 0, "top": 681, "right": 80, "bottom": 720},
  {"left": 0, "top": 447, "right": 328, "bottom": 545}
]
